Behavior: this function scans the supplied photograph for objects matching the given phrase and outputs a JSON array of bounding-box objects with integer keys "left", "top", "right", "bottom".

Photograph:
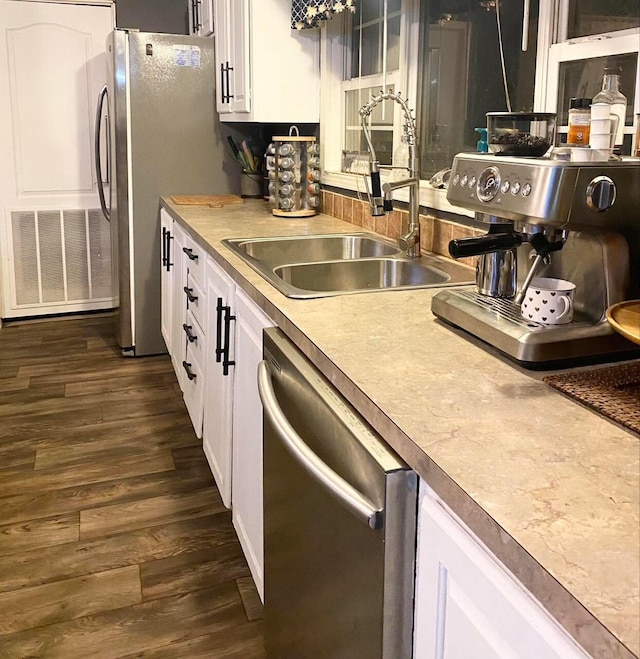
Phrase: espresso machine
[{"left": 431, "top": 153, "right": 640, "bottom": 367}]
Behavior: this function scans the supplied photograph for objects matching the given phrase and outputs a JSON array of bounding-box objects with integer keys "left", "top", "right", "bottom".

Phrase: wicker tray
[{"left": 544, "top": 362, "right": 640, "bottom": 435}]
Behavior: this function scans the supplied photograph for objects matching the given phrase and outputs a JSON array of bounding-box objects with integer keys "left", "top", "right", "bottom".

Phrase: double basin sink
[{"left": 222, "top": 233, "right": 474, "bottom": 299}]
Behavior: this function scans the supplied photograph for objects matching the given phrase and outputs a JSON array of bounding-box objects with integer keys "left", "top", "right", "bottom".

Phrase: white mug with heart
[{"left": 520, "top": 278, "right": 576, "bottom": 325}]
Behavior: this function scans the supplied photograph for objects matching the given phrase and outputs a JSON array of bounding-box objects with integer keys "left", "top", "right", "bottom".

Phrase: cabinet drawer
[
  {"left": 183, "top": 308, "right": 205, "bottom": 367},
  {"left": 183, "top": 233, "right": 206, "bottom": 289},
  {"left": 184, "top": 275, "right": 205, "bottom": 332},
  {"left": 182, "top": 344, "right": 205, "bottom": 438}
]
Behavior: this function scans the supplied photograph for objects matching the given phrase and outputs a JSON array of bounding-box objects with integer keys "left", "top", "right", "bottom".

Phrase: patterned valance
[{"left": 292, "top": 0, "right": 357, "bottom": 30}]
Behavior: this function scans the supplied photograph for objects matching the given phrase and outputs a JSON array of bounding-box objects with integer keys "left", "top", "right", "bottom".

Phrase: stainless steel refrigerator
[{"left": 95, "top": 29, "right": 235, "bottom": 356}]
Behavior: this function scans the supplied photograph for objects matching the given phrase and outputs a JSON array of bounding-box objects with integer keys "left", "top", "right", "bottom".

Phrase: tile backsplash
[{"left": 321, "top": 190, "right": 482, "bottom": 268}]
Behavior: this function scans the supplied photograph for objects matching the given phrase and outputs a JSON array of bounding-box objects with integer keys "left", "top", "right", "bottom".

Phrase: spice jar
[{"left": 567, "top": 98, "right": 591, "bottom": 146}]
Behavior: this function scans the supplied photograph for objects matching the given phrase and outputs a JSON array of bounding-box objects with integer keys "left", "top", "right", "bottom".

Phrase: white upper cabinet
[
  {"left": 189, "top": 0, "right": 214, "bottom": 36},
  {"left": 213, "top": 0, "right": 320, "bottom": 122}
]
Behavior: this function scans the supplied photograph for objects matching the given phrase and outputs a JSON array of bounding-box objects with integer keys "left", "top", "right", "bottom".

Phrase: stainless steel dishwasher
[{"left": 258, "top": 328, "right": 417, "bottom": 659}]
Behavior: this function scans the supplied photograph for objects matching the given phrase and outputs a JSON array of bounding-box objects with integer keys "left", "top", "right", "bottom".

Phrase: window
[
  {"left": 417, "top": 1, "right": 540, "bottom": 177},
  {"left": 542, "top": 0, "right": 639, "bottom": 153},
  {"left": 320, "top": 0, "right": 640, "bottom": 202},
  {"left": 320, "top": 0, "right": 419, "bottom": 180}
]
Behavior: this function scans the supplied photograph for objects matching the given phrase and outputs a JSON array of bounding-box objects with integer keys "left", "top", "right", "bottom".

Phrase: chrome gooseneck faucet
[{"left": 359, "top": 91, "right": 420, "bottom": 257}]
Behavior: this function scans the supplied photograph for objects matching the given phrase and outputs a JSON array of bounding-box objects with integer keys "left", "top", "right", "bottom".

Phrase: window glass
[
  {"left": 418, "top": 0, "right": 539, "bottom": 177},
  {"left": 566, "top": 1, "right": 640, "bottom": 39},
  {"left": 349, "top": 1, "right": 402, "bottom": 78},
  {"left": 345, "top": 85, "right": 395, "bottom": 164},
  {"left": 557, "top": 53, "right": 637, "bottom": 126}
]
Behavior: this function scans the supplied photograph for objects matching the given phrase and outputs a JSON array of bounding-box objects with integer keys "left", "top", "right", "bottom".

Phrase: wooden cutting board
[
  {"left": 170, "top": 194, "right": 244, "bottom": 207},
  {"left": 606, "top": 300, "right": 640, "bottom": 345}
]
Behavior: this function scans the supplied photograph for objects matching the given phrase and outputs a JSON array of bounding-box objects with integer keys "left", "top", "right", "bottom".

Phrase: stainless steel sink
[
  {"left": 224, "top": 233, "right": 401, "bottom": 264},
  {"left": 222, "top": 233, "right": 474, "bottom": 298},
  {"left": 274, "top": 258, "right": 449, "bottom": 294}
]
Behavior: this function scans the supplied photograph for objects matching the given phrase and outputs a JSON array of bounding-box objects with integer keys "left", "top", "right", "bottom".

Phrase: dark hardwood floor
[{"left": 0, "top": 313, "right": 264, "bottom": 658}]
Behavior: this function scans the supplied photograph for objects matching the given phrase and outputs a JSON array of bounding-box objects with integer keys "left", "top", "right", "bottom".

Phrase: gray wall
[{"left": 115, "top": 0, "right": 189, "bottom": 34}]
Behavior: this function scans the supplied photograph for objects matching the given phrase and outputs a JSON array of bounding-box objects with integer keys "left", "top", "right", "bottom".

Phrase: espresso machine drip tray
[{"left": 432, "top": 287, "right": 635, "bottom": 368}]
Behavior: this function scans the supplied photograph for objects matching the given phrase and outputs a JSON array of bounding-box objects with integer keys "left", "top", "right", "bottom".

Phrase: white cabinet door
[
  {"left": 170, "top": 222, "right": 187, "bottom": 391},
  {"left": 232, "top": 288, "right": 273, "bottom": 602},
  {"left": 160, "top": 208, "right": 173, "bottom": 353},
  {"left": 213, "top": 0, "right": 250, "bottom": 114},
  {"left": 203, "top": 256, "right": 236, "bottom": 508},
  {"left": 214, "top": 0, "right": 319, "bottom": 122},
  {"left": 0, "top": 0, "right": 115, "bottom": 319},
  {"left": 199, "top": 0, "right": 214, "bottom": 36},
  {"left": 413, "top": 483, "right": 590, "bottom": 659},
  {"left": 188, "top": 0, "right": 213, "bottom": 36}
]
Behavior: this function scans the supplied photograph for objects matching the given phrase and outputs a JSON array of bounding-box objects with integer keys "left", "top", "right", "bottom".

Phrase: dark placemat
[{"left": 543, "top": 362, "right": 640, "bottom": 435}]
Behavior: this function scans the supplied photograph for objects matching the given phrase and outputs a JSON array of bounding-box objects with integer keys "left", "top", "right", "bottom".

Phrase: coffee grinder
[{"left": 431, "top": 153, "right": 640, "bottom": 367}]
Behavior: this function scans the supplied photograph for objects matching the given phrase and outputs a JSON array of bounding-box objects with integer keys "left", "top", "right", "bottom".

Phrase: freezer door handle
[
  {"left": 94, "top": 84, "right": 110, "bottom": 222},
  {"left": 258, "top": 360, "right": 383, "bottom": 530}
]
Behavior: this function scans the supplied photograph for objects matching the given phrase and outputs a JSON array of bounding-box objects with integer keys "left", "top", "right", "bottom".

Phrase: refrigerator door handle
[
  {"left": 94, "top": 84, "right": 110, "bottom": 222},
  {"left": 258, "top": 360, "right": 383, "bottom": 530}
]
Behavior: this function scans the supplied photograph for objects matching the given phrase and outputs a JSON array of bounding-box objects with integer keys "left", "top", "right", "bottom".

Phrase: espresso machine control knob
[
  {"left": 586, "top": 175, "right": 617, "bottom": 212},
  {"left": 477, "top": 167, "right": 501, "bottom": 202}
]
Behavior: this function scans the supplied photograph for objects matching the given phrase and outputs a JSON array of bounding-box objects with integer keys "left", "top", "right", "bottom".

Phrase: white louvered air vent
[{"left": 10, "top": 208, "right": 114, "bottom": 312}]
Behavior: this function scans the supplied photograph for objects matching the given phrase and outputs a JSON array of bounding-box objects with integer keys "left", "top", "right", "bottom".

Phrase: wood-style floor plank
[
  {"left": 121, "top": 619, "right": 266, "bottom": 659},
  {"left": 236, "top": 576, "right": 265, "bottom": 622},
  {"left": 140, "top": 543, "right": 251, "bottom": 602},
  {"left": 0, "top": 565, "right": 141, "bottom": 636},
  {"left": 33, "top": 423, "right": 198, "bottom": 471},
  {"left": 0, "top": 411, "right": 198, "bottom": 457},
  {"left": 0, "top": 314, "right": 264, "bottom": 656},
  {"left": 0, "top": 450, "right": 176, "bottom": 498},
  {"left": 0, "top": 580, "right": 247, "bottom": 659},
  {"left": 0, "top": 514, "right": 238, "bottom": 595},
  {"left": 0, "top": 376, "right": 30, "bottom": 393},
  {"left": 0, "top": 456, "right": 212, "bottom": 527},
  {"left": 0, "top": 513, "right": 79, "bottom": 557},
  {"left": 80, "top": 487, "right": 226, "bottom": 540}
]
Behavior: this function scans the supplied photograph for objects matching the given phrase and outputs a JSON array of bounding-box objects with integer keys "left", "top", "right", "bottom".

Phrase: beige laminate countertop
[{"left": 162, "top": 198, "right": 639, "bottom": 659}]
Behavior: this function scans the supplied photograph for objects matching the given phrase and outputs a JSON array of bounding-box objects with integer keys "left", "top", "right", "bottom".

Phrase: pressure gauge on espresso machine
[{"left": 477, "top": 166, "right": 501, "bottom": 202}]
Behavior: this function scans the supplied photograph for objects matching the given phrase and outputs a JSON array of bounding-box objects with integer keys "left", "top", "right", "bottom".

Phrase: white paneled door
[{"left": 0, "top": 0, "right": 115, "bottom": 319}]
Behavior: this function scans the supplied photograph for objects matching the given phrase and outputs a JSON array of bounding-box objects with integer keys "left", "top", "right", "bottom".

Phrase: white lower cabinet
[
  {"left": 182, "top": 307, "right": 206, "bottom": 436},
  {"left": 413, "top": 481, "right": 590, "bottom": 659},
  {"left": 202, "top": 257, "right": 236, "bottom": 508},
  {"left": 160, "top": 209, "right": 174, "bottom": 353},
  {"left": 231, "top": 288, "right": 273, "bottom": 602},
  {"left": 170, "top": 221, "right": 187, "bottom": 391}
]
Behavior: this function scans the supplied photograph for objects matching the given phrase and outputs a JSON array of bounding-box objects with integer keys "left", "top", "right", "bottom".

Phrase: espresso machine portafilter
[{"left": 431, "top": 153, "right": 640, "bottom": 367}]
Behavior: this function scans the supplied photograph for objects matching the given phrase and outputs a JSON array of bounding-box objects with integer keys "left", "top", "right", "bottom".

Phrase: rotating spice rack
[{"left": 266, "top": 127, "right": 320, "bottom": 218}]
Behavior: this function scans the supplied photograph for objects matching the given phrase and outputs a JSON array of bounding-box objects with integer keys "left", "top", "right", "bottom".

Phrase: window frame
[
  {"left": 319, "top": 0, "right": 640, "bottom": 217},
  {"left": 320, "top": 0, "right": 422, "bottom": 191},
  {"left": 538, "top": 0, "right": 640, "bottom": 131}
]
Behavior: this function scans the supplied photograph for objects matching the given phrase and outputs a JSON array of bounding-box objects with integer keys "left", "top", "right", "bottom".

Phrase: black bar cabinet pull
[
  {"left": 183, "top": 286, "right": 198, "bottom": 303},
  {"left": 182, "top": 361, "right": 197, "bottom": 381},
  {"left": 222, "top": 306, "right": 236, "bottom": 376},
  {"left": 166, "top": 230, "right": 173, "bottom": 271},
  {"left": 162, "top": 227, "right": 167, "bottom": 266},
  {"left": 182, "top": 323, "right": 197, "bottom": 343},
  {"left": 220, "top": 63, "right": 226, "bottom": 104},
  {"left": 182, "top": 247, "right": 198, "bottom": 261},
  {"left": 226, "top": 62, "right": 234, "bottom": 100},
  {"left": 215, "top": 297, "right": 224, "bottom": 362}
]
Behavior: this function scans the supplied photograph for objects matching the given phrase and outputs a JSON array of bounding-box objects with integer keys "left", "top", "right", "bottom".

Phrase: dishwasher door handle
[{"left": 258, "top": 360, "right": 383, "bottom": 530}]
